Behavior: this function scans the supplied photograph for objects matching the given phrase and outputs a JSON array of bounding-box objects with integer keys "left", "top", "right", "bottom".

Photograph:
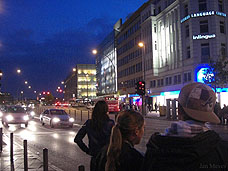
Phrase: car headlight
[
  {"left": 0, "top": 111, "right": 3, "bottom": 117},
  {"left": 23, "top": 115, "right": 29, "bottom": 121},
  {"left": 53, "top": 118, "right": 60, "bottom": 123},
  {"left": 69, "top": 118, "right": 74, "bottom": 122},
  {"left": 6, "top": 115, "right": 14, "bottom": 121},
  {"left": 30, "top": 111, "right": 35, "bottom": 116}
]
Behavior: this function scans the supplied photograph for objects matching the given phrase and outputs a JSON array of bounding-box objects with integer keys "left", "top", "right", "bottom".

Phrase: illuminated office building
[
  {"left": 64, "top": 64, "right": 96, "bottom": 100},
  {"left": 96, "top": 30, "right": 118, "bottom": 96},
  {"left": 76, "top": 64, "right": 96, "bottom": 99},
  {"left": 138, "top": 0, "right": 228, "bottom": 106}
]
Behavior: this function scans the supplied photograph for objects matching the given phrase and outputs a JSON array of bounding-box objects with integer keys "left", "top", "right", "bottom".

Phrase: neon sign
[
  {"left": 181, "top": 11, "right": 227, "bottom": 23},
  {"left": 193, "top": 34, "right": 216, "bottom": 40}
]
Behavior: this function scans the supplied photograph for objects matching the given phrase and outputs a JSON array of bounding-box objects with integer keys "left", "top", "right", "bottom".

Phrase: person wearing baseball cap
[{"left": 143, "top": 82, "right": 228, "bottom": 171}]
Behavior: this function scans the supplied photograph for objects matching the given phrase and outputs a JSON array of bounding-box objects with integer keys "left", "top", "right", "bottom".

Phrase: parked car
[
  {"left": 40, "top": 109, "right": 74, "bottom": 128},
  {"left": 1, "top": 106, "right": 30, "bottom": 127}
]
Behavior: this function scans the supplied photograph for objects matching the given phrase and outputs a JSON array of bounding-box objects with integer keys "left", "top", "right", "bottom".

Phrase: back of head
[
  {"left": 105, "top": 110, "right": 144, "bottom": 171},
  {"left": 91, "top": 100, "right": 109, "bottom": 130},
  {"left": 178, "top": 82, "right": 220, "bottom": 124}
]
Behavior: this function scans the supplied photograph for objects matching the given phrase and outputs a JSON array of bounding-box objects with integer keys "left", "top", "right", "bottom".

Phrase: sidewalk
[{"left": 0, "top": 132, "right": 63, "bottom": 171}]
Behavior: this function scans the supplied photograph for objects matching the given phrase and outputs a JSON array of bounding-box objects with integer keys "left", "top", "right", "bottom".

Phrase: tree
[{"left": 203, "top": 55, "right": 228, "bottom": 92}]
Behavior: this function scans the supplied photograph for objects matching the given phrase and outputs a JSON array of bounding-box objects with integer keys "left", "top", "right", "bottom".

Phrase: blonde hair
[{"left": 105, "top": 110, "right": 144, "bottom": 171}]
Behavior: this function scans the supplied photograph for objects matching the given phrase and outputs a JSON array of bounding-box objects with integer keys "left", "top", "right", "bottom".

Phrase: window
[
  {"left": 186, "top": 25, "right": 189, "bottom": 37},
  {"left": 165, "top": 77, "right": 169, "bottom": 85},
  {"left": 154, "top": 24, "right": 156, "bottom": 33},
  {"left": 150, "top": 80, "right": 156, "bottom": 88},
  {"left": 184, "top": 4, "right": 188, "bottom": 16},
  {"left": 169, "top": 77, "right": 172, "bottom": 85},
  {"left": 178, "top": 75, "right": 181, "bottom": 84},
  {"left": 201, "top": 43, "right": 210, "bottom": 62},
  {"left": 161, "top": 79, "right": 164, "bottom": 86},
  {"left": 200, "top": 20, "right": 208, "bottom": 33},
  {"left": 174, "top": 75, "right": 177, "bottom": 84},
  {"left": 218, "top": 0, "right": 224, "bottom": 12},
  {"left": 158, "top": 6, "right": 161, "bottom": 13},
  {"left": 187, "top": 46, "right": 191, "bottom": 59},
  {"left": 221, "top": 43, "right": 226, "bottom": 57},
  {"left": 184, "top": 72, "right": 192, "bottom": 83},
  {"left": 220, "top": 21, "right": 225, "bottom": 34},
  {"left": 157, "top": 80, "right": 160, "bottom": 87},
  {"left": 155, "top": 41, "right": 157, "bottom": 50},
  {"left": 198, "top": 0, "right": 207, "bottom": 11}
]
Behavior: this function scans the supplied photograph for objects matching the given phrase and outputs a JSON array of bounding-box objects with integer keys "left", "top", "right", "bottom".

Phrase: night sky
[{"left": 0, "top": 0, "right": 147, "bottom": 99}]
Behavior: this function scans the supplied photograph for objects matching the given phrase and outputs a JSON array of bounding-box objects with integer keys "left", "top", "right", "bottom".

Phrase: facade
[
  {"left": 138, "top": 0, "right": 228, "bottom": 107},
  {"left": 116, "top": 2, "right": 150, "bottom": 105},
  {"left": 96, "top": 30, "right": 117, "bottom": 96},
  {"left": 76, "top": 64, "right": 96, "bottom": 100},
  {"left": 64, "top": 64, "right": 96, "bottom": 101}
]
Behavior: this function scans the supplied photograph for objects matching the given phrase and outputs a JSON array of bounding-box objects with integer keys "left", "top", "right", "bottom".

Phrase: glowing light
[
  {"left": 53, "top": 133, "right": 59, "bottom": 139},
  {"left": 92, "top": 49, "right": 97, "bottom": 55},
  {"left": 19, "top": 130, "right": 36, "bottom": 141},
  {"left": 193, "top": 34, "right": 216, "bottom": 40},
  {"left": 138, "top": 42, "right": 144, "bottom": 48}
]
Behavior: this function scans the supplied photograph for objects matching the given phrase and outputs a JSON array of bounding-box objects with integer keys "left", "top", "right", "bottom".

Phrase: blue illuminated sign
[
  {"left": 181, "top": 11, "right": 227, "bottom": 23},
  {"left": 197, "top": 67, "right": 214, "bottom": 83}
]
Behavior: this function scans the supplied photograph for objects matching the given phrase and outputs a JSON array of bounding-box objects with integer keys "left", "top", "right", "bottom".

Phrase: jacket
[
  {"left": 143, "top": 130, "right": 228, "bottom": 171},
  {"left": 95, "top": 142, "right": 144, "bottom": 171},
  {"left": 74, "top": 119, "right": 114, "bottom": 157}
]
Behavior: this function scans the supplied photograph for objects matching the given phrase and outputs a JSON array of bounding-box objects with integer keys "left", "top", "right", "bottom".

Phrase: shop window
[{"left": 200, "top": 20, "right": 208, "bottom": 33}]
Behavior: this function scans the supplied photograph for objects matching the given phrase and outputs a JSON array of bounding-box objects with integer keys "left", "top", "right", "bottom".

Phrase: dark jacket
[
  {"left": 95, "top": 142, "right": 144, "bottom": 171},
  {"left": 143, "top": 130, "right": 228, "bottom": 171},
  {"left": 74, "top": 119, "right": 114, "bottom": 157}
]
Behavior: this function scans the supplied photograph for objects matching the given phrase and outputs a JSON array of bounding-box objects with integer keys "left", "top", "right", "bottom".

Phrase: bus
[{"left": 104, "top": 96, "right": 120, "bottom": 113}]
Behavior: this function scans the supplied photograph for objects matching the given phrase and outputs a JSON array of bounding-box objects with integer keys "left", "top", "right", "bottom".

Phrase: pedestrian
[
  {"left": 74, "top": 100, "right": 115, "bottom": 171},
  {"left": 154, "top": 102, "right": 158, "bottom": 112},
  {"left": 95, "top": 110, "right": 145, "bottom": 171},
  {"left": 143, "top": 82, "right": 228, "bottom": 171}
]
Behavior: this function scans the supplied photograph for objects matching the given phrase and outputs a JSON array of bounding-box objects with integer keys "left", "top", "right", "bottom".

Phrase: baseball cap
[{"left": 178, "top": 82, "right": 220, "bottom": 124}]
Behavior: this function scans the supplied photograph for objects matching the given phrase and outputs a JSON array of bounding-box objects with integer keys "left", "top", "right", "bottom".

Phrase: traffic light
[{"left": 135, "top": 81, "right": 145, "bottom": 95}]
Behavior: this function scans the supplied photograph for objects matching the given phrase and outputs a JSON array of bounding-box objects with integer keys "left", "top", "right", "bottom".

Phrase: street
[{"left": 1, "top": 108, "right": 228, "bottom": 171}]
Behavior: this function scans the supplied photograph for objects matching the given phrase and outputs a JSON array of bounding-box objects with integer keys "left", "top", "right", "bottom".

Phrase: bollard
[
  {"left": 78, "top": 165, "right": 85, "bottom": 171},
  {"left": 24, "top": 140, "right": 28, "bottom": 171},
  {"left": 43, "top": 148, "right": 48, "bottom": 171},
  {"left": 81, "top": 110, "right": 82, "bottom": 121},
  {"left": 0, "top": 128, "right": 2, "bottom": 152},
  {"left": 10, "top": 133, "right": 13, "bottom": 162},
  {"left": 74, "top": 110, "right": 76, "bottom": 120}
]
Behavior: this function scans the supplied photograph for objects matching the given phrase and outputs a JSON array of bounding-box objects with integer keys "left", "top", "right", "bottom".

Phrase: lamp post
[
  {"left": 138, "top": 42, "right": 146, "bottom": 115},
  {"left": 92, "top": 49, "right": 117, "bottom": 95}
]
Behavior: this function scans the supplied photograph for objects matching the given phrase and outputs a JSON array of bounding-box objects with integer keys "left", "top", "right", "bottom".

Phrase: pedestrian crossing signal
[{"left": 135, "top": 81, "right": 145, "bottom": 95}]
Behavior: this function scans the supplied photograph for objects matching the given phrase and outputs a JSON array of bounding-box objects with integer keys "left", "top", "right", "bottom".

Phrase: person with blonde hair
[
  {"left": 74, "top": 100, "right": 114, "bottom": 171},
  {"left": 95, "top": 110, "right": 145, "bottom": 171}
]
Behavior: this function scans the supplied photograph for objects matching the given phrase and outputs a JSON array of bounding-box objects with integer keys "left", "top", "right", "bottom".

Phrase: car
[
  {"left": 40, "top": 109, "right": 74, "bottom": 128},
  {"left": 25, "top": 107, "right": 36, "bottom": 119},
  {"left": 55, "top": 102, "right": 61, "bottom": 107},
  {"left": 1, "top": 106, "right": 30, "bottom": 127}
]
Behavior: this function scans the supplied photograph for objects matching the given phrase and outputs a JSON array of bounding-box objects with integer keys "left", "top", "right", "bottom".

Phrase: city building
[
  {"left": 0, "top": 92, "right": 14, "bottom": 104},
  {"left": 95, "top": 29, "right": 118, "bottom": 96},
  {"left": 138, "top": 0, "right": 228, "bottom": 107},
  {"left": 116, "top": 2, "right": 151, "bottom": 106},
  {"left": 64, "top": 64, "right": 96, "bottom": 101}
]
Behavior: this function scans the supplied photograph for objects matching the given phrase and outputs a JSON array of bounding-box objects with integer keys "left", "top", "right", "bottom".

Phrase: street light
[
  {"left": 17, "top": 69, "right": 21, "bottom": 74},
  {"left": 73, "top": 68, "right": 76, "bottom": 72},
  {"left": 61, "top": 81, "right": 64, "bottom": 85},
  {"left": 138, "top": 41, "right": 146, "bottom": 115},
  {"left": 25, "top": 81, "right": 28, "bottom": 84}
]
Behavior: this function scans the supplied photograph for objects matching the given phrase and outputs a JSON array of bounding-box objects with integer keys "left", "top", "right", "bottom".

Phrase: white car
[
  {"left": 1, "top": 106, "right": 30, "bottom": 127},
  {"left": 40, "top": 109, "right": 74, "bottom": 128}
]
